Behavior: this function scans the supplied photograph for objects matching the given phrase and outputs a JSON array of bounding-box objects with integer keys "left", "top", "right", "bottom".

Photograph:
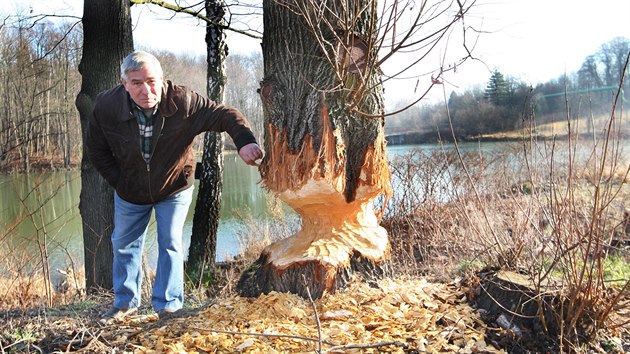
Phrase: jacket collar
[
  {"left": 111, "top": 80, "right": 178, "bottom": 122},
  {"left": 159, "top": 80, "right": 179, "bottom": 118}
]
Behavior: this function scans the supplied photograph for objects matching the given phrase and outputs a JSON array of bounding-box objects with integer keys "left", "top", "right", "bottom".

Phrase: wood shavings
[{"left": 119, "top": 276, "right": 505, "bottom": 353}]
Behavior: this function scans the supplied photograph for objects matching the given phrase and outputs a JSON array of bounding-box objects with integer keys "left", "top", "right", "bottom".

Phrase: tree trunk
[
  {"left": 63, "top": 54, "right": 72, "bottom": 168},
  {"left": 237, "top": 0, "right": 392, "bottom": 300},
  {"left": 187, "top": 0, "right": 227, "bottom": 287},
  {"left": 76, "top": 0, "right": 133, "bottom": 291}
]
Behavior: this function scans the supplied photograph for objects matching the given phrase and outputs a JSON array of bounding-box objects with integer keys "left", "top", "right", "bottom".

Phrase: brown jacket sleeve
[
  {"left": 86, "top": 94, "right": 121, "bottom": 188},
  {"left": 177, "top": 87, "right": 258, "bottom": 151}
]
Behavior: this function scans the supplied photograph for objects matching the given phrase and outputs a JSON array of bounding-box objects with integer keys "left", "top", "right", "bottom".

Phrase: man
[{"left": 87, "top": 50, "right": 263, "bottom": 324}]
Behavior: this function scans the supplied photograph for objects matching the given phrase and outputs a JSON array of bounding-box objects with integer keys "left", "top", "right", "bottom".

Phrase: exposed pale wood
[{"left": 269, "top": 178, "right": 388, "bottom": 268}]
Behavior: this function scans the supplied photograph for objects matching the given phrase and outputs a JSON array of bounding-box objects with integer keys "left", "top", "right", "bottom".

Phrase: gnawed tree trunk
[
  {"left": 237, "top": 0, "right": 392, "bottom": 299},
  {"left": 77, "top": 0, "right": 133, "bottom": 291},
  {"left": 186, "top": 0, "right": 227, "bottom": 287}
]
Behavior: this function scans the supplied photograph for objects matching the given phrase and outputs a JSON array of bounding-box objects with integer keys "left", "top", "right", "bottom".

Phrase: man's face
[{"left": 121, "top": 64, "right": 163, "bottom": 110}]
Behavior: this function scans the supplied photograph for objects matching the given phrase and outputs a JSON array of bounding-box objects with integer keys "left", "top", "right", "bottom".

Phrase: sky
[{"left": 1, "top": 0, "right": 629, "bottom": 106}]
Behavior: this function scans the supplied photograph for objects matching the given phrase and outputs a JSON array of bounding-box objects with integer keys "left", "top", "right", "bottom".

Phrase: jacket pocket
[{"left": 102, "top": 125, "right": 137, "bottom": 163}]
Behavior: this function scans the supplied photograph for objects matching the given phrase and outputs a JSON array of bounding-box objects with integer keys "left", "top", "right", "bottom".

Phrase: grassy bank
[{"left": 476, "top": 112, "right": 630, "bottom": 141}]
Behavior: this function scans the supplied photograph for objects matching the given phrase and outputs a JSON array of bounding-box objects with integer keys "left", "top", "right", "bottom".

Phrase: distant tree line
[
  {"left": 0, "top": 18, "right": 82, "bottom": 172},
  {"left": 0, "top": 15, "right": 263, "bottom": 172},
  {"left": 386, "top": 36, "right": 630, "bottom": 141},
  {"left": 1, "top": 13, "right": 626, "bottom": 171}
]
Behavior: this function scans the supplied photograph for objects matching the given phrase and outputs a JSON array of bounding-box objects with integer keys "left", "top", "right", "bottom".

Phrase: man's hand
[{"left": 238, "top": 143, "right": 263, "bottom": 166}]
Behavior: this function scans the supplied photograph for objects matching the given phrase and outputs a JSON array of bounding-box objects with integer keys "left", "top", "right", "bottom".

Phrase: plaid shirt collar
[
  {"left": 130, "top": 98, "right": 159, "bottom": 162},
  {"left": 130, "top": 99, "right": 158, "bottom": 124}
]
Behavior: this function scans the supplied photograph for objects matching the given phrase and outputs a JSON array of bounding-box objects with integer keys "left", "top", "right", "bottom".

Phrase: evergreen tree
[{"left": 484, "top": 70, "right": 508, "bottom": 106}]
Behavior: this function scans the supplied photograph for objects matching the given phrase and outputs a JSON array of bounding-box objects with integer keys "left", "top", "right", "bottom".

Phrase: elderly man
[{"left": 87, "top": 50, "right": 262, "bottom": 324}]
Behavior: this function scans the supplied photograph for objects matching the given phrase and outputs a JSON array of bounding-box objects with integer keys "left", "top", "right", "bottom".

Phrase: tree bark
[
  {"left": 237, "top": 0, "right": 392, "bottom": 299},
  {"left": 76, "top": 0, "right": 133, "bottom": 291},
  {"left": 187, "top": 0, "right": 227, "bottom": 287}
]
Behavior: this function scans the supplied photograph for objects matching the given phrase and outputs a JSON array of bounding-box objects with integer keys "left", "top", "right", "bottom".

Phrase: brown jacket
[{"left": 86, "top": 80, "right": 257, "bottom": 204}]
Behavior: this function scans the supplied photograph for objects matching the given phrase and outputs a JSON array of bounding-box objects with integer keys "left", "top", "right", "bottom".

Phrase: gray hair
[{"left": 120, "top": 50, "right": 163, "bottom": 80}]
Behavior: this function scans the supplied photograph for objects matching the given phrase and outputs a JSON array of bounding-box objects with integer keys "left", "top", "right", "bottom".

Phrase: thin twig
[
  {"left": 304, "top": 280, "right": 323, "bottom": 353},
  {"left": 190, "top": 327, "right": 336, "bottom": 346},
  {"left": 440, "top": 83, "right": 505, "bottom": 254}
]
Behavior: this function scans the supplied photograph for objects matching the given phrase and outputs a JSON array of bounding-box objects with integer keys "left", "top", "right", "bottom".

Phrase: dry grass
[
  {"left": 381, "top": 102, "right": 630, "bottom": 351},
  {"left": 0, "top": 246, "right": 85, "bottom": 311}
]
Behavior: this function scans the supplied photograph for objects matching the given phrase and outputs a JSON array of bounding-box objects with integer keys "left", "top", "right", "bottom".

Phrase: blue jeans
[{"left": 111, "top": 186, "right": 194, "bottom": 311}]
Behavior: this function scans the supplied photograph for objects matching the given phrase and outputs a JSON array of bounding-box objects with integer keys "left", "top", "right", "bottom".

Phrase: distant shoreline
[{"left": 385, "top": 131, "right": 629, "bottom": 146}]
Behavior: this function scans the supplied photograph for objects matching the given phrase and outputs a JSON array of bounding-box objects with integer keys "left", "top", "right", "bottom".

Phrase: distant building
[{"left": 385, "top": 133, "right": 406, "bottom": 145}]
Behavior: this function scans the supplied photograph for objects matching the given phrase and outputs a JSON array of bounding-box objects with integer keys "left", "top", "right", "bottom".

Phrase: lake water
[
  {"left": 1, "top": 140, "right": 626, "bottom": 278},
  {"left": 0, "top": 152, "right": 273, "bottom": 275}
]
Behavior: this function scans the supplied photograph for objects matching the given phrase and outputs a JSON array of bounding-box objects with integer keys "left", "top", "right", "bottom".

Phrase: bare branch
[
  {"left": 271, "top": 0, "right": 482, "bottom": 116},
  {"left": 33, "top": 20, "right": 82, "bottom": 62},
  {"left": 130, "top": 0, "right": 262, "bottom": 39}
]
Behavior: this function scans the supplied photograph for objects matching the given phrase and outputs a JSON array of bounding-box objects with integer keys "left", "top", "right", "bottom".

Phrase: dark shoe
[
  {"left": 98, "top": 306, "right": 138, "bottom": 325},
  {"left": 157, "top": 308, "right": 181, "bottom": 321}
]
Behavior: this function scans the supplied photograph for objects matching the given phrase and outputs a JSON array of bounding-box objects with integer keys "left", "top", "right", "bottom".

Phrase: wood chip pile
[{"left": 110, "top": 277, "right": 504, "bottom": 353}]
